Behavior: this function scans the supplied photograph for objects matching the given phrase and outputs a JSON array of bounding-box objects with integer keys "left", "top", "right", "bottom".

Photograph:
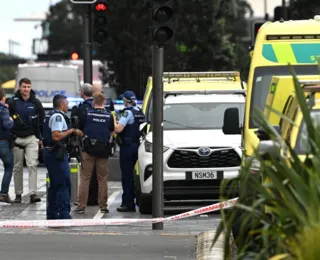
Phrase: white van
[{"left": 15, "top": 62, "right": 81, "bottom": 103}]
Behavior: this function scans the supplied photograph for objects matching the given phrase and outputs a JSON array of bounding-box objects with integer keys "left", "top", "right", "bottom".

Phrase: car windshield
[
  {"left": 163, "top": 102, "right": 244, "bottom": 130},
  {"left": 249, "top": 65, "right": 319, "bottom": 128},
  {"left": 295, "top": 110, "right": 320, "bottom": 154}
]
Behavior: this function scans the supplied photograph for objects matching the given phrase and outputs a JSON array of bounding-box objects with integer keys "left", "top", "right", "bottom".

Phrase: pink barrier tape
[{"left": 0, "top": 197, "right": 238, "bottom": 228}]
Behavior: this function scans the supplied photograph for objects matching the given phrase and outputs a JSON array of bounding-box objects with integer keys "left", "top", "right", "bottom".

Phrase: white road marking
[{"left": 93, "top": 191, "right": 120, "bottom": 219}]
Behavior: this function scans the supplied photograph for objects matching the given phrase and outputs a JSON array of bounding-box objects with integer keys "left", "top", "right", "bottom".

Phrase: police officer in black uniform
[
  {"left": 43, "top": 94, "right": 83, "bottom": 219},
  {"left": 75, "top": 93, "right": 114, "bottom": 214}
]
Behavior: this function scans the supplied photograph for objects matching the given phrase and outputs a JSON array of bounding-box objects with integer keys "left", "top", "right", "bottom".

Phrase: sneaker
[
  {"left": 14, "top": 195, "right": 22, "bottom": 203},
  {"left": 0, "top": 194, "right": 13, "bottom": 204},
  {"left": 30, "top": 194, "right": 41, "bottom": 203},
  {"left": 74, "top": 206, "right": 85, "bottom": 214},
  {"left": 100, "top": 207, "right": 109, "bottom": 213}
]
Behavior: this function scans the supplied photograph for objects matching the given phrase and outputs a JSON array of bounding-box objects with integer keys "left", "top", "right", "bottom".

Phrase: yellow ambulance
[{"left": 222, "top": 16, "right": 320, "bottom": 165}]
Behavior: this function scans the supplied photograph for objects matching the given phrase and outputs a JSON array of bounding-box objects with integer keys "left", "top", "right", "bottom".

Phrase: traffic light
[
  {"left": 93, "top": 1, "right": 108, "bottom": 44},
  {"left": 151, "top": 0, "right": 175, "bottom": 45},
  {"left": 71, "top": 52, "right": 79, "bottom": 60},
  {"left": 252, "top": 21, "right": 264, "bottom": 46}
]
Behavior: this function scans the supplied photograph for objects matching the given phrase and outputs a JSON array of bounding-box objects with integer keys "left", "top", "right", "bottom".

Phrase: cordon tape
[{"left": 0, "top": 197, "right": 238, "bottom": 228}]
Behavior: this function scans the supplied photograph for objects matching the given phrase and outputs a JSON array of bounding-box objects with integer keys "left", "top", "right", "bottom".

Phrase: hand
[
  {"left": 39, "top": 140, "right": 43, "bottom": 149},
  {"left": 73, "top": 129, "right": 84, "bottom": 137}
]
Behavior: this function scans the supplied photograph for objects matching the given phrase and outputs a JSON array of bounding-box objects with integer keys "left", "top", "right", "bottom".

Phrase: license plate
[{"left": 192, "top": 171, "right": 217, "bottom": 179}]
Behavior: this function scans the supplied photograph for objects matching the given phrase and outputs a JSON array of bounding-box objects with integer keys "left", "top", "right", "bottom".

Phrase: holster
[
  {"left": 50, "top": 143, "right": 66, "bottom": 160},
  {"left": 84, "top": 137, "right": 109, "bottom": 158}
]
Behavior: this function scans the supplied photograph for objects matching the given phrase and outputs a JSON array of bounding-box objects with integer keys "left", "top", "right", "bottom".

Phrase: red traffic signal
[
  {"left": 95, "top": 3, "right": 107, "bottom": 11},
  {"left": 71, "top": 52, "right": 79, "bottom": 60}
]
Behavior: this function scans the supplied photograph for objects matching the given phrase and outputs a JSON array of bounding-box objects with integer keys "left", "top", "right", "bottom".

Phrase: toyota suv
[{"left": 136, "top": 91, "right": 245, "bottom": 214}]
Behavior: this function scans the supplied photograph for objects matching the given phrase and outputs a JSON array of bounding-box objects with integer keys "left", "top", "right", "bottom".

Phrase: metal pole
[
  {"left": 83, "top": 4, "right": 93, "bottom": 84},
  {"left": 152, "top": 45, "right": 164, "bottom": 230},
  {"left": 282, "top": 0, "right": 287, "bottom": 20}
]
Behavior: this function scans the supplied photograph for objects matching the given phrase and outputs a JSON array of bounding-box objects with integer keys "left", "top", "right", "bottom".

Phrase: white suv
[{"left": 136, "top": 92, "right": 245, "bottom": 214}]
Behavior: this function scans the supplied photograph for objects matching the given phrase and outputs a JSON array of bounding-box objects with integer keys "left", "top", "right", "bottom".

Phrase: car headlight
[{"left": 144, "top": 140, "right": 169, "bottom": 153}]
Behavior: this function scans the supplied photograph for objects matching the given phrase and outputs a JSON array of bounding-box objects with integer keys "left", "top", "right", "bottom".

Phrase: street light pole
[
  {"left": 282, "top": 0, "right": 288, "bottom": 20},
  {"left": 152, "top": 45, "right": 164, "bottom": 230},
  {"left": 83, "top": 4, "right": 93, "bottom": 83}
]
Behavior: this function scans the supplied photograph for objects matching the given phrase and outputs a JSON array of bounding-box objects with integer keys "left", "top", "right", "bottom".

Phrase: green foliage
[
  {"left": 0, "top": 53, "right": 17, "bottom": 85},
  {"left": 44, "top": 0, "right": 252, "bottom": 98},
  {"left": 212, "top": 63, "right": 320, "bottom": 259},
  {"left": 289, "top": 0, "right": 320, "bottom": 20}
]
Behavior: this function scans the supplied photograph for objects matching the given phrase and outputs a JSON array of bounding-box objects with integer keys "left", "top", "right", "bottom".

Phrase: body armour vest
[
  {"left": 43, "top": 110, "right": 70, "bottom": 146},
  {"left": 84, "top": 108, "right": 112, "bottom": 143},
  {"left": 12, "top": 97, "right": 39, "bottom": 137},
  {"left": 118, "top": 106, "right": 146, "bottom": 144},
  {"left": 80, "top": 99, "right": 93, "bottom": 109}
]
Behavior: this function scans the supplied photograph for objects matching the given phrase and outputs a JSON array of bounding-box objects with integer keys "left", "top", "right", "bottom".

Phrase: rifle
[{"left": 68, "top": 116, "right": 83, "bottom": 166}]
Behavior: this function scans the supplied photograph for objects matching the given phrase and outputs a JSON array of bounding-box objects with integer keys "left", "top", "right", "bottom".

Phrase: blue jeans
[
  {"left": 44, "top": 148, "right": 71, "bottom": 220},
  {"left": 0, "top": 141, "right": 13, "bottom": 194}
]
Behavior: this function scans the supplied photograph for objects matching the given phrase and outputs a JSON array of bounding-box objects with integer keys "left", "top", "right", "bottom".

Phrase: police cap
[{"left": 119, "top": 90, "right": 136, "bottom": 102}]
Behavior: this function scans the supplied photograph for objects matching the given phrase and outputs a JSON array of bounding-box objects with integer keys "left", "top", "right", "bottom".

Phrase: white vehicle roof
[
  {"left": 165, "top": 93, "right": 245, "bottom": 104},
  {"left": 18, "top": 62, "right": 78, "bottom": 70}
]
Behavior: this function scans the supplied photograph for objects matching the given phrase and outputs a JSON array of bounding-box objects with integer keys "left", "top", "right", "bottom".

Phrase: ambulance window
[
  {"left": 249, "top": 65, "right": 319, "bottom": 128},
  {"left": 295, "top": 109, "right": 320, "bottom": 154}
]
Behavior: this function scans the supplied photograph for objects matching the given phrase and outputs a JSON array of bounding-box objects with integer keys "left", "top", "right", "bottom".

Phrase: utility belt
[
  {"left": 45, "top": 142, "right": 67, "bottom": 160},
  {"left": 83, "top": 137, "right": 109, "bottom": 158},
  {"left": 115, "top": 135, "right": 140, "bottom": 146}
]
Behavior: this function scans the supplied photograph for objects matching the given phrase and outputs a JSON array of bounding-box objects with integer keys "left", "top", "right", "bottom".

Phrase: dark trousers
[
  {"left": 0, "top": 141, "right": 13, "bottom": 194},
  {"left": 119, "top": 143, "right": 139, "bottom": 207},
  {"left": 44, "top": 148, "right": 71, "bottom": 220}
]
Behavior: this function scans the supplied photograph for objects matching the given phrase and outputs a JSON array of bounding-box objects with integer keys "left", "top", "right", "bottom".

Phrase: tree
[
  {"left": 289, "top": 0, "right": 320, "bottom": 20},
  {"left": 44, "top": 0, "right": 83, "bottom": 55},
  {"left": 44, "top": 0, "right": 253, "bottom": 98},
  {"left": 0, "top": 53, "right": 18, "bottom": 85}
]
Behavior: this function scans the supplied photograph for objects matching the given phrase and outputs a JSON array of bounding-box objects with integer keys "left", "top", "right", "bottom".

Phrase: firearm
[{"left": 67, "top": 116, "right": 83, "bottom": 165}]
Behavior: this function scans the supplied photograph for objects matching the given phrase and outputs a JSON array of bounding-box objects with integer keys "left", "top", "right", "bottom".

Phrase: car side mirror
[
  {"left": 255, "top": 125, "right": 281, "bottom": 141},
  {"left": 222, "top": 107, "right": 241, "bottom": 135},
  {"left": 139, "top": 122, "right": 148, "bottom": 136},
  {"left": 257, "top": 140, "right": 281, "bottom": 160}
]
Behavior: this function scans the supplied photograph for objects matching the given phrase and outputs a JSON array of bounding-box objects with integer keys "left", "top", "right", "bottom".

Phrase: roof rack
[
  {"left": 163, "top": 71, "right": 240, "bottom": 79},
  {"left": 164, "top": 89, "right": 246, "bottom": 97}
]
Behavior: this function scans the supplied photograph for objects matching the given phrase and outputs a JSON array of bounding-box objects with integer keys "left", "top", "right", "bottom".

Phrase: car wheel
[{"left": 138, "top": 194, "right": 152, "bottom": 215}]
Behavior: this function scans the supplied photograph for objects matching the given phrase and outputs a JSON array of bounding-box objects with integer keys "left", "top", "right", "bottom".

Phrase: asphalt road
[{"left": 0, "top": 234, "right": 196, "bottom": 260}]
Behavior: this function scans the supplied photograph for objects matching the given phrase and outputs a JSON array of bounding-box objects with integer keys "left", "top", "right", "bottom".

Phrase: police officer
[
  {"left": 43, "top": 94, "right": 83, "bottom": 220},
  {"left": 71, "top": 83, "right": 99, "bottom": 206},
  {"left": 75, "top": 93, "right": 114, "bottom": 214},
  {"left": 7, "top": 78, "right": 45, "bottom": 204},
  {"left": 114, "top": 90, "right": 145, "bottom": 212},
  {"left": 0, "top": 88, "right": 14, "bottom": 204}
]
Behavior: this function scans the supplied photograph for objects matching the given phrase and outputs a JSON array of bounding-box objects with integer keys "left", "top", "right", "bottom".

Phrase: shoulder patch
[
  {"left": 55, "top": 115, "right": 62, "bottom": 122},
  {"left": 123, "top": 111, "right": 129, "bottom": 118}
]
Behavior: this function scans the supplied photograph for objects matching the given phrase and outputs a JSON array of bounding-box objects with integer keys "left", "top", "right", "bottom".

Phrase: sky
[
  {"left": 0, "top": 0, "right": 60, "bottom": 58},
  {"left": 0, "top": 0, "right": 282, "bottom": 59}
]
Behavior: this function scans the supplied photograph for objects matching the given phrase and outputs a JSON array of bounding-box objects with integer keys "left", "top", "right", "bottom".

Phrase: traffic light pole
[
  {"left": 282, "top": 0, "right": 287, "bottom": 20},
  {"left": 152, "top": 45, "right": 164, "bottom": 230},
  {"left": 83, "top": 4, "right": 93, "bottom": 84}
]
